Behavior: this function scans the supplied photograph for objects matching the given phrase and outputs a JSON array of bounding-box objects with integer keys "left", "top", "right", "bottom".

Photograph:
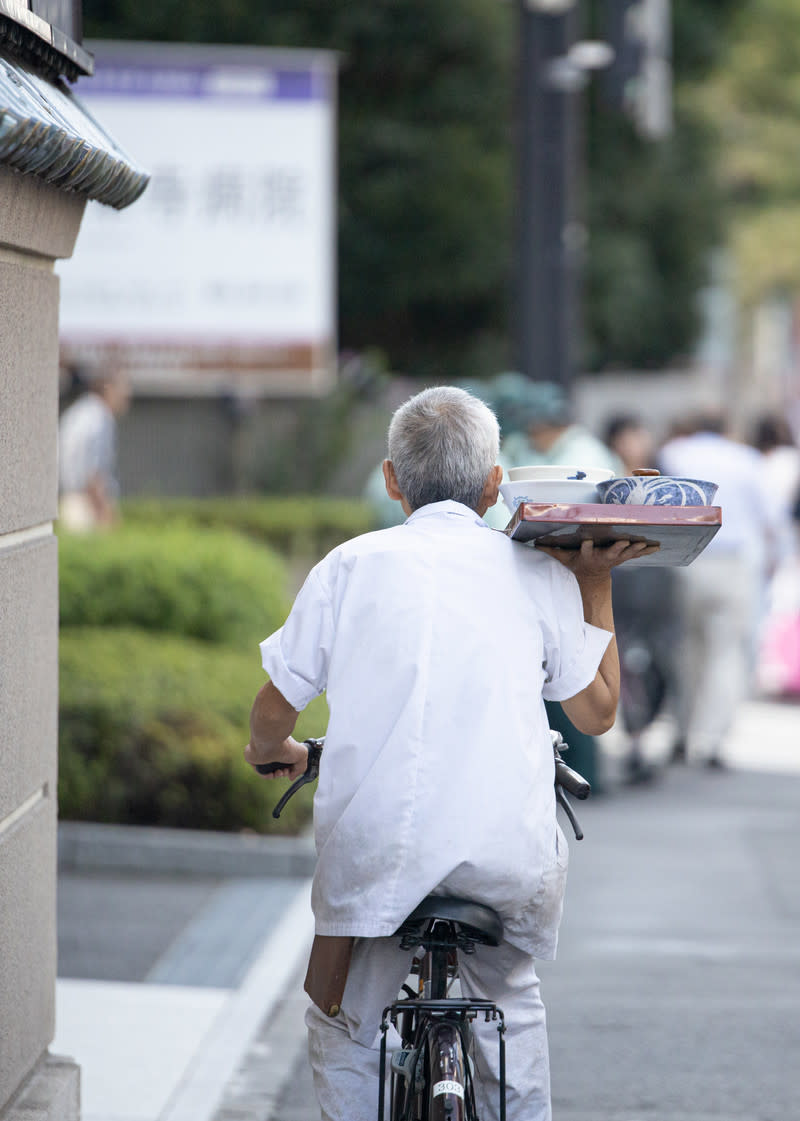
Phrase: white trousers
[
  {"left": 672, "top": 553, "right": 760, "bottom": 759},
  {"left": 306, "top": 934, "right": 552, "bottom": 1121}
]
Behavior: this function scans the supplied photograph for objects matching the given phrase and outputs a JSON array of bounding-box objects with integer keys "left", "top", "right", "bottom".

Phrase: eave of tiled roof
[{"left": 0, "top": 51, "right": 149, "bottom": 209}]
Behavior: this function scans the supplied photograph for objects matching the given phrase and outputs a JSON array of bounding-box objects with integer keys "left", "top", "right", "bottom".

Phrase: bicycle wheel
[{"left": 425, "top": 1021, "right": 468, "bottom": 1121}]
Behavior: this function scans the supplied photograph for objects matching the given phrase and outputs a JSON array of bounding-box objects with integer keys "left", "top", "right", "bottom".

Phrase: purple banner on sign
[{"left": 84, "top": 62, "right": 329, "bottom": 101}]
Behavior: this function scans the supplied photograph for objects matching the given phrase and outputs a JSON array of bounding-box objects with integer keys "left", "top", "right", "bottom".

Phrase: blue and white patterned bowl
[{"left": 595, "top": 476, "right": 718, "bottom": 507}]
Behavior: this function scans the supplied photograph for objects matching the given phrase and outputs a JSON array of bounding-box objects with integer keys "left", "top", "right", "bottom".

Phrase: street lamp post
[{"left": 515, "top": 0, "right": 581, "bottom": 390}]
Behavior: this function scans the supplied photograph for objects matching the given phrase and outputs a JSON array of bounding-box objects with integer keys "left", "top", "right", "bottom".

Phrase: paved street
[
  {"left": 56, "top": 699, "right": 800, "bottom": 1121},
  {"left": 543, "top": 763, "right": 800, "bottom": 1121},
  {"left": 211, "top": 759, "right": 800, "bottom": 1121}
]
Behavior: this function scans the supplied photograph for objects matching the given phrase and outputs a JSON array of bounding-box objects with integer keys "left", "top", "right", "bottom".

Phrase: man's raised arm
[{"left": 536, "top": 538, "right": 658, "bottom": 735}]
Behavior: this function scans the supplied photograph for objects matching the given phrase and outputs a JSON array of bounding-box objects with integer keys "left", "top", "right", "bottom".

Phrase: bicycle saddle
[{"left": 395, "top": 895, "right": 504, "bottom": 947}]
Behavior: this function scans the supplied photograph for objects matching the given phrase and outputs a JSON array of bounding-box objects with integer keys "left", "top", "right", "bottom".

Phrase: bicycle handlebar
[
  {"left": 260, "top": 732, "right": 590, "bottom": 836},
  {"left": 551, "top": 730, "right": 590, "bottom": 840},
  {"left": 554, "top": 751, "right": 591, "bottom": 800},
  {"left": 259, "top": 738, "right": 324, "bottom": 819}
]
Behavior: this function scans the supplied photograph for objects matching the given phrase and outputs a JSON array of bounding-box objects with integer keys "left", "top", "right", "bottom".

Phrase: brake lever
[
  {"left": 555, "top": 785, "right": 584, "bottom": 841},
  {"left": 552, "top": 731, "right": 590, "bottom": 841},
  {"left": 267, "top": 738, "right": 324, "bottom": 820}
]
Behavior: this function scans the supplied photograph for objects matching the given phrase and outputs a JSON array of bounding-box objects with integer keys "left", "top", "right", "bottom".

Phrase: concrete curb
[
  {"left": 161, "top": 884, "right": 315, "bottom": 1121},
  {"left": 58, "top": 821, "right": 317, "bottom": 878}
]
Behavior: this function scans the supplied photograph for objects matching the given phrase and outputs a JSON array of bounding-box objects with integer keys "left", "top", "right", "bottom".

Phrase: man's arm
[
  {"left": 244, "top": 681, "right": 308, "bottom": 779},
  {"left": 536, "top": 538, "right": 658, "bottom": 735},
  {"left": 86, "top": 473, "right": 117, "bottom": 527}
]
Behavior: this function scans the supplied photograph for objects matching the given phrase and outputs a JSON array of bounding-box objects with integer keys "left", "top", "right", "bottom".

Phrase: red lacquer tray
[{"left": 505, "top": 503, "right": 722, "bottom": 567}]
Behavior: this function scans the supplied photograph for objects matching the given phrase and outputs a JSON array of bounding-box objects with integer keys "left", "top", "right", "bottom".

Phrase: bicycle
[{"left": 257, "top": 729, "right": 590, "bottom": 1121}]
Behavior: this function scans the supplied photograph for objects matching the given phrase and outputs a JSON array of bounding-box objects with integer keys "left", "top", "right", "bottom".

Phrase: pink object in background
[{"left": 759, "top": 613, "right": 800, "bottom": 697}]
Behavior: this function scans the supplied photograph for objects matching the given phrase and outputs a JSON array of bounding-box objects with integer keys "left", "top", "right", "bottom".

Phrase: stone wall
[{"left": 0, "top": 163, "right": 84, "bottom": 1120}]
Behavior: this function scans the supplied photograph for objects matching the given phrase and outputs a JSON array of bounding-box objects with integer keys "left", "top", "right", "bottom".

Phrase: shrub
[
  {"left": 58, "top": 523, "right": 290, "bottom": 646},
  {"left": 58, "top": 627, "right": 328, "bottom": 833},
  {"left": 120, "top": 495, "right": 377, "bottom": 557}
]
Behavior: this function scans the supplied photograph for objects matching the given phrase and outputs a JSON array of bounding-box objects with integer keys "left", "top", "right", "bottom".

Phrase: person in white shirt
[
  {"left": 499, "top": 377, "right": 623, "bottom": 476},
  {"left": 659, "top": 409, "right": 780, "bottom": 767},
  {"left": 58, "top": 368, "right": 130, "bottom": 531},
  {"left": 245, "top": 386, "right": 654, "bottom": 1121}
]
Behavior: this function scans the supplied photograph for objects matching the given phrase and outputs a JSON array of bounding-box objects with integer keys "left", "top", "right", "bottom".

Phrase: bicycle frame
[{"left": 377, "top": 921, "right": 507, "bottom": 1121}]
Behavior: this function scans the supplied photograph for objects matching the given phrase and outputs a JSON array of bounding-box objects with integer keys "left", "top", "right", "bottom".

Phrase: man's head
[
  {"left": 691, "top": 407, "right": 727, "bottom": 436},
  {"left": 603, "top": 413, "right": 654, "bottom": 474},
  {"left": 384, "top": 386, "right": 502, "bottom": 514},
  {"left": 89, "top": 367, "right": 131, "bottom": 416},
  {"left": 518, "top": 380, "right": 572, "bottom": 451}
]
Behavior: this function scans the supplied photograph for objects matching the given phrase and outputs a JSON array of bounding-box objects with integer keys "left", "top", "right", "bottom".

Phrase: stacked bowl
[{"left": 499, "top": 465, "right": 615, "bottom": 514}]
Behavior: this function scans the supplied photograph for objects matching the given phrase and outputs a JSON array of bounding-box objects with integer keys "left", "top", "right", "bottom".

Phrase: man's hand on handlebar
[{"left": 244, "top": 736, "right": 308, "bottom": 780}]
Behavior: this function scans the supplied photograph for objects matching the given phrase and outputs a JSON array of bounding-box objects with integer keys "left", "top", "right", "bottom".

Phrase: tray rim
[{"left": 507, "top": 502, "right": 722, "bottom": 529}]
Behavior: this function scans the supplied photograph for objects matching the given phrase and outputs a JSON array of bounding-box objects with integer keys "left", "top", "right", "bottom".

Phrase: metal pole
[{"left": 515, "top": 1, "right": 580, "bottom": 391}]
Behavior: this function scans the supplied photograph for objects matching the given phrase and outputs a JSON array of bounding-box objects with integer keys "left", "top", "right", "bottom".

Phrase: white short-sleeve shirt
[
  {"left": 58, "top": 394, "right": 117, "bottom": 496},
  {"left": 260, "top": 500, "right": 611, "bottom": 957}
]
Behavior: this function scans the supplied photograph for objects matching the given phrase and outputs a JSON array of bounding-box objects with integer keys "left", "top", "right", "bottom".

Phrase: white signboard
[{"left": 58, "top": 43, "right": 337, "bottom": 394}]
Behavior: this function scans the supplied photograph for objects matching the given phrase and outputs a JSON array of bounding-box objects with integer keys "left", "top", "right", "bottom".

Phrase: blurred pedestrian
[
  {"left": 59, "top": 361, "right": 89, "bottom": 408},
  {"left": 750, "top": 413, "right": 800, "bottom": 697},
  {"left": 751, "top": 413, "right": 800, "bottom": 566},
  {"left": 58, "top": 366, "right": 130, "bottom": 532},
  {"left": 501, "top": 378, "right": 623, "bottom": 475},
  {"left": 499, "top": 381, "right": 621, "bottom": 790},
  {"left": 603, "top": 413, "right": 656, "bottom": 477},
  {"left": 659, "top": 408, "right": 780, "bottom": 768},
  {"left": 602, "top": 414, "right": 679, "bottom": 782}
]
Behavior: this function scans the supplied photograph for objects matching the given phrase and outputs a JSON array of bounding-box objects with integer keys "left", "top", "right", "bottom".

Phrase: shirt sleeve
[
  {"left": 259, "top": 564, "right": 335, "bottom": 711},
  {"left": 540, "top": 562, "right": 613, "bottom": 702}
]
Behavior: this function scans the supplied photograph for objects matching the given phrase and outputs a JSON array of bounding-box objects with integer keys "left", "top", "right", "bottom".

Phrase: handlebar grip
[
  {"left": 555, "top": 759, "right": 591, "bottom": 800},
  {"left": 255, "top": 739, "right": 324, "bottom": 778},
  {"left": 255, "top": 761, "right": 291, "bottom": 775}
]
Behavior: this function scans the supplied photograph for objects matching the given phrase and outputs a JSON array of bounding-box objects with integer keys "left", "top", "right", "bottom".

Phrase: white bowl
[
  {"left": 507, "top": 464, "right": 615, "bottom": 484},
  {"left": 500, "top": 478, "right": 601, "bottom": 512}
]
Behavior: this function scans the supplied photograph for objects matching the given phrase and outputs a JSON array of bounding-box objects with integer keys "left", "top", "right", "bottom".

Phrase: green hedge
[
  {"left": 59, "top": 627, "right": 328, "bottom": 833},
  {"left": 121, "top": 495, "right": 377, "bottom": 557},
  {"left": 57, "top": 512, "right": 340, "bottom": 833},
  {"left": 59, "top": 523, "right": 290, "bottom": 646}
]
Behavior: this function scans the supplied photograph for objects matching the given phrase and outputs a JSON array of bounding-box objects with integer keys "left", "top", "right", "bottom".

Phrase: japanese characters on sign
[{"left": 58, "top": 44, "right": 337, "bottom": 394}]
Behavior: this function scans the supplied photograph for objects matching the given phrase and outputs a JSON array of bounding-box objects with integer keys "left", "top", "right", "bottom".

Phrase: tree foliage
[
  {"left": 583, "top": 97, "right": 721, "bottom": 369},
  {"left": 696, "top": 0, "right": 800, "bottom": 305},
  {"left": 581, "top": 0, "right": 740, "bottom": 370},
  {"left": 82, "top": 0, "right": 741, "bottom": 374}
]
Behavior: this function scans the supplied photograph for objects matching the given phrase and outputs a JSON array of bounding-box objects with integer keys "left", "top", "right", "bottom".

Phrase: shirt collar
[{"left": 405, "top": 500, "right": 487, "bottom": 528}]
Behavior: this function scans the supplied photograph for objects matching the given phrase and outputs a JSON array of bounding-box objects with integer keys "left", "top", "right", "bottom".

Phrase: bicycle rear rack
[{"left": 378, "top": 998, "right": 506, "bottom": 1121}]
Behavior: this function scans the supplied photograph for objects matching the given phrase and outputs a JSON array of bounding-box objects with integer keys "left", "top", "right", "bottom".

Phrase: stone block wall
[{"left": 0, "top": 164, "right": 85, "bottom": 1119}]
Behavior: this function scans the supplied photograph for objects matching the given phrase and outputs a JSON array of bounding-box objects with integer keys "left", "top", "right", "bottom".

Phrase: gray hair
[{"left": 387, "top": 386, "right": 500, "bottom": 511}]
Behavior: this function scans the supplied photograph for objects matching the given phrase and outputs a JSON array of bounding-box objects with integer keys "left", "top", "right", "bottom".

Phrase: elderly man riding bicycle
[{"left": 245, "top": 385, "right": 654, "bottom": 1121}]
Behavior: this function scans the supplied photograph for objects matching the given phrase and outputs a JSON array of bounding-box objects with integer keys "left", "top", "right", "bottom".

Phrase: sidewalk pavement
[
  {"left": 53, "top": 697, "right": 800, "bottom": 1121},
  {"left": 54, "top": 829, "right": 317, "bottom": 1121}
]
